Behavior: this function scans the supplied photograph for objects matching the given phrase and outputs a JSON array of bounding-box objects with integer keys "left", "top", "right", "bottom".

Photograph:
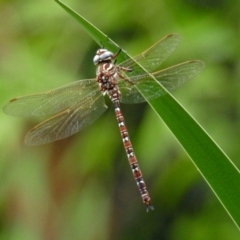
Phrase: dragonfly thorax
[
  {"left": 93, "top": 49, "right": 114, "bottom": 65},
  {"left": 96, "top": 64, "right": 119, "bottom": 92}
]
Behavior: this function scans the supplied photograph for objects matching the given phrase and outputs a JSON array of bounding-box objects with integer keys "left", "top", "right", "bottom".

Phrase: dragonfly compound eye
[
  {"left": 100, "top": 51, "right": 114, "bottom": 61},
  {"left": 93, "top": 49, "right": 114, "bottom": 65},
  {"left": 93, "top": 55, "right": 100, "bottom": 65}
]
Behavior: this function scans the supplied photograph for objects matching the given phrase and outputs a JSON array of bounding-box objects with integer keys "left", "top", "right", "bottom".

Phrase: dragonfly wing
[
  {"left": 119, "top": 60, "right": 205, "bottom": 103},
  {"left": 3, "top": 79, "right": 98, "bottom": 117},
  {"left": 25, "top": 91, "right": 107, "bottom": 145},
  {"left": 119, "top": 33, "right": 181, "bottom": 75},
  {"left": 152, "top": 60, "right": 205, "bottom": 91},
  {"left": 119, "top": 84, "right": 146, "bottom": 103}
]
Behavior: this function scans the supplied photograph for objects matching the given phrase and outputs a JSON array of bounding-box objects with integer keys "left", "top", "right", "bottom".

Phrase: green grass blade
[
  {"left": 55, "top": 0, "right": 121, "bottom": 53},
  {"left": 55, "top": 0, "right": 240, "bottom": 228},
  {"left": 150, "top": 95, "right": 240, "bottom": 228}
]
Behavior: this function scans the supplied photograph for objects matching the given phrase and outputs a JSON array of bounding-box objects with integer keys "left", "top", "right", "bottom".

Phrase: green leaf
[{"left": 55, "top": 0, "right": 240, "bottom": 229}]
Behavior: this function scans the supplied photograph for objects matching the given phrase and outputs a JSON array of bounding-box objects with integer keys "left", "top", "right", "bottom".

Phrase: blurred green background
[{"left": 1, "top": 0, "right": 240, "bottom": 239}]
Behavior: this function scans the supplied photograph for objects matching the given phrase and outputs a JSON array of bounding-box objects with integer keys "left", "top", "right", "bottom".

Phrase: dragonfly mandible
[{"left": 3, "top": 33, "right": 205, "bottom": 211}]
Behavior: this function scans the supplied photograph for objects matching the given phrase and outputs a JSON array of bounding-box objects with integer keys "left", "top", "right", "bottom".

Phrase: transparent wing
[
  {"left": 119, "top": 33, "right": 181, "bottom": 75},
  {"left": 3, "top": 79, "right": 98, "bottom": 117},
  {"left": 25, "top": 91, "right": 107, "bottom": 146},
  {"left": 119, "top": 60, "right": 205, "bottom": 103}
]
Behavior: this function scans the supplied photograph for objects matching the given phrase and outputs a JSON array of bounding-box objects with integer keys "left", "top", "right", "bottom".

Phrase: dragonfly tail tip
[{"left": 146, "top": 204, "right": 154, "bottom": 212}]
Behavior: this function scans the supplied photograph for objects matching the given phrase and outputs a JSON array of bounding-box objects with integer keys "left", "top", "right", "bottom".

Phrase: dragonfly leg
[
  {"left": 119, "top": 72, "right": 134, "bottom": 85},
  {"left": 117, "top": 66, "right": 134, "bottom": 85}
]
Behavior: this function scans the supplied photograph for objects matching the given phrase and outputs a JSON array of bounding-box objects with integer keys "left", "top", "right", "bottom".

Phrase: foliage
[{"left": 0, "top": 0, "right": 240, "bottom": 239}]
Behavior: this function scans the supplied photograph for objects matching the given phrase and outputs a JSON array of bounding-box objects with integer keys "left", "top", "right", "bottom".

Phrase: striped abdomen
[{"left": 112, "top": 98, "right": 153, "bottom": 211}]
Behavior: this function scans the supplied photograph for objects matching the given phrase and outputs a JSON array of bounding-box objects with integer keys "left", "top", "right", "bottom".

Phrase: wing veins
[
  {"left": 3, "top": 79, "right": 98, "bottom": 117},
  {"left": 25, "top": 91, "right": 106, "bottom": 145}
]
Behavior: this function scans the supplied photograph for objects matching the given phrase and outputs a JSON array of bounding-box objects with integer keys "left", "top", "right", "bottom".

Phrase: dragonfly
[{"left": 3, "top": 33, "right": 205, "bottom": 211}]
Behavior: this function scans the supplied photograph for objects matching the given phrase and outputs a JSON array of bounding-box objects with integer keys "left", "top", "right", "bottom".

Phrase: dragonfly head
[{"left": 93, "top": 49, "right": 114, "bottom": 65}]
